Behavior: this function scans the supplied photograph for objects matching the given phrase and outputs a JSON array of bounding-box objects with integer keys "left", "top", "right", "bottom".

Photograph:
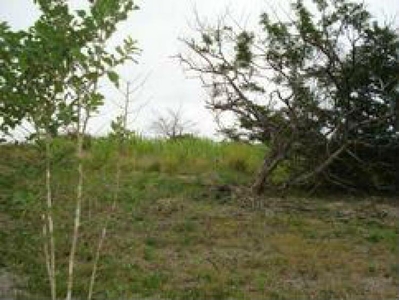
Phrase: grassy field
[{"left": 0, "top": 136, "right": 398, "bottom": 299}]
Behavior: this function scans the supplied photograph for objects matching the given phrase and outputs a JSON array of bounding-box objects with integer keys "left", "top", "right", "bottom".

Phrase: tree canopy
[
  {"left": 0, "top": 0, "right": 137, "bottom": 137},
  {"left": 180, "top": 0, "right": 399, "bottom": 193}
]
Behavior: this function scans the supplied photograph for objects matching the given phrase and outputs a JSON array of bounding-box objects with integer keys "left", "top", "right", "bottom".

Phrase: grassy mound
[{"left": 0, "top": 137, "right": 397, "bottom": 299}]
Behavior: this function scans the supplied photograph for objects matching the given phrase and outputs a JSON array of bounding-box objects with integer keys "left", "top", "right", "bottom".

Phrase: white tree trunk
[{"left": 45, "top": 134, "right": 57, "bottom": 300}]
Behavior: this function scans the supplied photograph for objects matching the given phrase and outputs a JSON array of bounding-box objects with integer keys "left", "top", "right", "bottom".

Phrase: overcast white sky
[{"left": 1, "top": 0, "right": 398, "bottom": 138}]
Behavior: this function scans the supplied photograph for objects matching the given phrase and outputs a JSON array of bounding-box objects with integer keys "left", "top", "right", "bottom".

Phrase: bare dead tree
[{"left": 151, "top": 107, "right": 197, "bottom": 139}]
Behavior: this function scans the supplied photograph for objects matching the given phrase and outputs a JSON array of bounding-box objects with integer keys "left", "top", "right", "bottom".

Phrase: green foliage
[
  {"left": 78, "top": 135, "right": 265, "bottom": 184},
  {"left": 0, "top": 2, "right": 138, "bottom": 299},
  {"left": 107, "top": 70, "right": 120, "bottom": 88},
  {"left": 182, "top": 0, "right": 399, "bottom": 192},
  {"left": 234, "top": 31, "right": 254, "bottom": 68},
  {"left": 0, "top": 0, "right": 138, "bottom": 136}
]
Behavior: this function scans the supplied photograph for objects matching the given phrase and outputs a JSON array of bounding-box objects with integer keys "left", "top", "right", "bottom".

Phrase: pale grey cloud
[{"left": 1, "top": 0, "right": 398, "bottom": 138}]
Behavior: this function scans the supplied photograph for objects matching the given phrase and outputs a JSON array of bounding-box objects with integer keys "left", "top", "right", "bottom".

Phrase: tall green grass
[
  {"left": 89, "top": 135, "right": 266, "bottom": 182},
  {"left": 1, "top": 136, "right": 398, "bottom": 300},
  {"left": 0, "top": 136, "right": 266, "bottom": 297}
]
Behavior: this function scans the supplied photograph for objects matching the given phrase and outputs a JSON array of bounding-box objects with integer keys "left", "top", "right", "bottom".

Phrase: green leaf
[
  {"left": 103, "top": 56, "right": 114, "bottom": 67},
  {"left": 76, "top": 10, "right": 86, "bottom": 18},
  {"left": 107, "top": 70, "right": 119, "bottom": 88}
]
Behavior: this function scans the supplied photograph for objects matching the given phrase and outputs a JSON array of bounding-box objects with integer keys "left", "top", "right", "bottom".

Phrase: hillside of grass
[{"left": 0, "top": 136, "right": 398, "bottom": 300}]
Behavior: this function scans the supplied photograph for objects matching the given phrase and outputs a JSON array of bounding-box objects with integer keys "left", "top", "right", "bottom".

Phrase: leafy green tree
[
  {"left": 180, "top": 0, "right": 399, "bottom": 193},
  {"left": 0, "top": 1, "right": 138, "bottom": 299}
]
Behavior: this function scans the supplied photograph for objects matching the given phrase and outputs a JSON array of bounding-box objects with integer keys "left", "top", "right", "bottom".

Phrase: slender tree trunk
[
  {"left": 87, "top": 173, "right": 119, "bottom": 300},
  {"left": 251, "top": 138, "right": 292, "bottom": 195},
  {"left": 87, "top": 227, "right": 106, "bottom": 300},
  {"left": 42, "top": 213, "right": 56, "bottom": 300},
  {"left": 45, "top": 133, "right": 57, "bottom": 300},
  {"left": 88, "top": 82, "right": 130, "bottom": 300},
  {"left": 66, "top": 134, "right": 83, "bottom": 300},
  {"left": 66, "top": 99, "right": 88, "bottom": 300},
  {"left": 87, "top": 163, "right": 120, "bottom": 300},
  {"left": 42, "top": 214, "right": 51, "bottom": 280},
  {"left": 251, "top": 151, "right": 285, "bottom": 194}
]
